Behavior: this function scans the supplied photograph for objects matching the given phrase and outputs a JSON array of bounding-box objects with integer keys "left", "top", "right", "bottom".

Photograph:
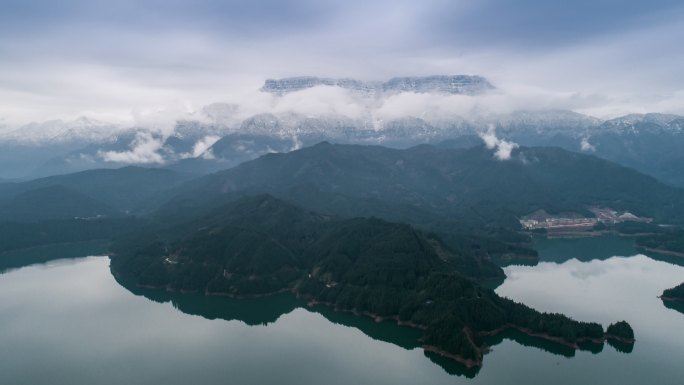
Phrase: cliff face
[
  {"left": 261, "top": 75, "right": 494, "bottom": 96},
  {"left": 381, "top": 75, "right": 494, "bottom": 95}
]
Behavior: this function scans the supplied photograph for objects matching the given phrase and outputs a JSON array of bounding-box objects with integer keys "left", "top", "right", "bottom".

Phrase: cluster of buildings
[
  {"left": 519, "top": 207, "right": 651, "bottom": 231},
  {"left": 520, "top": 217, "right": 597, "bottom": 230}
]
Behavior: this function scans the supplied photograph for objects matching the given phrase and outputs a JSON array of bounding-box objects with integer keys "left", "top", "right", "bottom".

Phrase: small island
[{"left": 606, "top": 321, "right": 635, "bottom": 343}]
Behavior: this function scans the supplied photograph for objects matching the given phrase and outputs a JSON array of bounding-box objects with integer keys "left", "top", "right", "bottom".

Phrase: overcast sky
[{"left": 1, "top": 0, "right": 683, "bottom": 128}]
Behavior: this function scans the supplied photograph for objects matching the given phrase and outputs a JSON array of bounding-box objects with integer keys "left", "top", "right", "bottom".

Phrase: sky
[{"left": 1, "top": 0, "right": 683, "bottom": 129}]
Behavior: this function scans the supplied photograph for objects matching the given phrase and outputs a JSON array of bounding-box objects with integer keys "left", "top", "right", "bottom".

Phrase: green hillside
[{"left": 0, "top": 166, "right": 193, "bottom": 218}]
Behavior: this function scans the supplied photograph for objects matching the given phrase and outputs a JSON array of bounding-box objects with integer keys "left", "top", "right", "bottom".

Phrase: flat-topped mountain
[{"left": 261, "top": 75, "right": 494, "bottom": 96}]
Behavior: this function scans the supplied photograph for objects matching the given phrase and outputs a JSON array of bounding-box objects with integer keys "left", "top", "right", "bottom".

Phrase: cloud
[
  {"left": 480, "top": 126, "right": 499, "bottom": 149},
  {"left": 580, "top": 137, "right": 596, "bottom": 152},
  {"left": 0, "top": 0, "right": 682, "bottom": 129},
  {"left": 97, "top": 131, "right": 165, "bottom": 164},
  {"left": 179, "top": 135, "right": 222, "bottom": 159},
  {"left": 479, "top": 125, "right": 518, "bottom": 160}
]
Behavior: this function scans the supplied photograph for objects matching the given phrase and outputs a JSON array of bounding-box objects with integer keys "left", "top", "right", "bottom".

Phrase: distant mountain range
[
  {"left": 172, "top": 142, "right": 684, "bottom": 227},
  {"left": 0, "top": 75, "right": 683, "bottom": 188}
]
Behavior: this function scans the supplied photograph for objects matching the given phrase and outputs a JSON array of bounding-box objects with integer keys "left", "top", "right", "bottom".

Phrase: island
[
  {"left": 606, "top": 321, "right": 635, "bottom": 342},
  {"left": 110, "top": 194, "right": 634, "bottom": 368}
]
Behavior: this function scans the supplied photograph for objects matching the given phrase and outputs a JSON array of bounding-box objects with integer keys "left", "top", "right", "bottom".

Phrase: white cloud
[
  {"left": 480, "top": 125, "right": 499, "bottom": 149},
  {"left": 479, "top": 125, "right": 519, "bottom": 160},
  {"left": 0, "top": 1, "right": 682, "bottom": 131},
  {"left": 97, "top": 131, "right": 165, "bottom": 164},
  {"left": 179, "top": 135, "right": 222, "bottom": 159},
  {"left": 495, "top": 140, "right": 518, "bottom": 161},
  {"left": 580, "top": 137, "right": 596, "bottom": 152}
]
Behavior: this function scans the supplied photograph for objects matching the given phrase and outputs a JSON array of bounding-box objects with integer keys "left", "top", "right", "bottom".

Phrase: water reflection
[
  {"left": 0, "top": 240, "right": 108, "bottom": 274},
  {"left": 661, "top": 299, "right": 684, "bottom": 317},
  {"left": 534, "top": 235, "right": 637, "bottom": 264},
  {"left": 117, "top": 277, "right": 438, "bottom": 364},
  {"left": 113, "top": 264, "right": 631, "bottom": 378},
  {"left": 4, "top": 249, "right": 683, "bottom": 385},
  {"left": 607, "top": 339, "right": 634, "bottom": 354},
  {"left": 484, "top": 329, "right": 576, "bottom": 358},
  {"left": 123, "top": 283, "right": 301, "bottom": 326},
  {"left": 639, "top": 250, "right": 684, "bottom": 268},
  {"left": 2, "top": 238, "right": 661, "bottom": 381},
  {"left": 424, "top": 351, "right": 481, "bottom": 378}
]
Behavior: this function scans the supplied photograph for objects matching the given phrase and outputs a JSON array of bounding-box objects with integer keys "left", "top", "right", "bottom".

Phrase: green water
[{"left": 1, "top": 238, "right": 683, "bottom": 384}]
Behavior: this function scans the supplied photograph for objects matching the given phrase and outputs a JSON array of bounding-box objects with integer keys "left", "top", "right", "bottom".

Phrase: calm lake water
[{"left": 1, "top": 236, "right": 683, "bottom": 384}]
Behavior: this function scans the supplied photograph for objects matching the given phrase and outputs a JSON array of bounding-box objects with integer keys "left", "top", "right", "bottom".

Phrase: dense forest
[
  {"left": 0, "top": 218, "right": 141, "bottom": 253},
  {"left": 111, "top": 194, "right": 633, "bottom": 366},
  {"left": 174, "top": 143, "right": 684, "bottom": 227},
  {"left": 4, "top": 143, "right": 684, "bottom": 270},
  {"left": 636, "top": 228, "right": 684, "bottom": 255},
  {"left": 159, "top": 142, "right": 684, "bottom": 267},
  {"left": 605, "top": 321, "right": 635, "bottom": 341}
]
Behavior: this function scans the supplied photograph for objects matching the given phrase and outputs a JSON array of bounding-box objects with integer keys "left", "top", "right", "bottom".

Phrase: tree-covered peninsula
[
  {"left": 110, "top": 194, "right": 633, "bottom": 367},
  {"left": 662, "top": 283, "right": 684, "bottom": 302}
]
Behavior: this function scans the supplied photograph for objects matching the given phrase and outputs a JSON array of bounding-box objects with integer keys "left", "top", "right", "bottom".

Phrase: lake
[{"left": 1, "top": 236, "right": 683, "bottom": 384}]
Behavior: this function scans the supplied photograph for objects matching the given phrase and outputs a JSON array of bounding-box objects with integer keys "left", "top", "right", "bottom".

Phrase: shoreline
[
  {"left": 302, "top": 299, "right": 626, "bottom": 367},
  {"left": 638, "top": 246, "right": 684, "bottom": 258},
  {"left": 125, "top": 278, "right": 630, "bottom": 368},
  {"left": 479, "top": 324, "right": 610, "bottom": 349},
  {"left": 421, "top": 345, "right": 483, "bottom": 368},
  {"left": 134, "top": 282, "right": 295, "bottom": 299}
]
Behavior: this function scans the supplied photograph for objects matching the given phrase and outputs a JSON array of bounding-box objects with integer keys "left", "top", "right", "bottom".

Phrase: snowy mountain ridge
[{"left": 261, "top": 75, "right": 495, "bottom": 96}]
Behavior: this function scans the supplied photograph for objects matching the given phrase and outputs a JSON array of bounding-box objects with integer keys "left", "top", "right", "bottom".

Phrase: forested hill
[
  {"left": 172, "top": 142, "right": 684, "bottom": 228},
  {"left": 112, "top": 194, "right": 502, "bottom": 282},
  {"left": 0, "top": 166, "right": 193, "bottom": 220},
  {"left": 111, "top": 194, "right": 632, "bottom": 367}
]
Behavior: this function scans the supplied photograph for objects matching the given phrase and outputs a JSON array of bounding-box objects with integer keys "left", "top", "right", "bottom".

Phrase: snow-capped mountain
[
  {"left": 490, "top": 110, "right": 602, "bottom": 137},
  {"left": 261, "top": 75, "right": 494, "bottom": 96},
  {"left": 600, "top": 113, "right": 684, "bottom": 134},
  {"left": 1, "top": 75, "right": 683, "bottom": 186},
  {"left": 0, "top": 117, "right": 125, "bottom": 145}
]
